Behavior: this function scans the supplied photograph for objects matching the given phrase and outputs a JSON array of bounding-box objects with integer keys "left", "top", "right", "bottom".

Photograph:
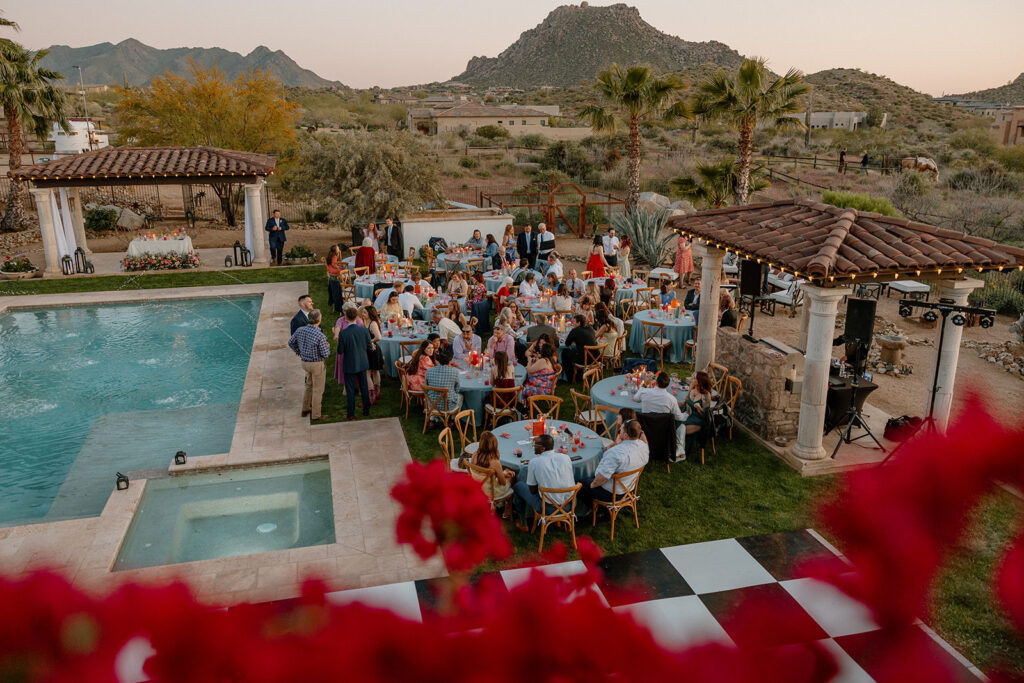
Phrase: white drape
[
  {"left": 48, "top": 191, "right": 77, "bottom": 260},
  {"left": 58, "top": 189, "right": 77, "bottom": 256}
]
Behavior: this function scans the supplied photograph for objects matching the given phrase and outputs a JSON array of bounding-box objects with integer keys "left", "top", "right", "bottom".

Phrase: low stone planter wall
[{"left": 715, "top": 327, "right": 801, "bottom": 441}]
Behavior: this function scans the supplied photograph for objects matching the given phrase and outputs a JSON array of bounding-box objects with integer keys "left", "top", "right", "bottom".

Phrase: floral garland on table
[{"left": 121, "top": 251, "right": 201, "bottom": 272}]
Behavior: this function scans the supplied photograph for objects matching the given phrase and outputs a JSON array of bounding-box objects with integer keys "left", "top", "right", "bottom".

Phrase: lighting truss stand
[{"left": 878, "top": 297, "right": 996, "bottom": 465}]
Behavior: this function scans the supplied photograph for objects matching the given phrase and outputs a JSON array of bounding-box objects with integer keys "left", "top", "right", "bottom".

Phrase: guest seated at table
[
  {"left": 395, "top": 283, "right": 423, "bottom": 317},
  {"left": 683, "top": 279, "right": 701, "bottom": 309},
  {"left": 447, "top": 299, "right": 470, "bottom": 329},
  {"left": 575, "top": 296, "right": 596, "bottom": 326},
  {"left": 565, "top": 314, "right": 596, "bottom": 382},
  {"left": 597, "top": 302, "right": 624, "bottom": 337},
  {"left": 405, "top": 340, "right": 436, "bottom": 392},
  {"left": 424, "top": 345, "right": 462, "bottom": 415},
  {"left": 493, "top": 277, "right": 513, "bottom": 311},
  {"left": 682, "top": 371, "right": 713, "bottom": 441},
  {"left": 633, "top": 371, "right": 687, "bottom": 461},
  {"left": 431, "top": 308, "right": 461, "bottom": 343},
  {"left": 466, "top": 229, "right": 485, "bottom": 249},
  {"left": 453, "top": 325, "right": 481, "bottom": 362},
  {"left": 551, "top": 284, "right": 573, "bottom": 313},
  {"left": 659, "top": 282, "right": 677, "bottom": 306},
  {"left": 446, "top": 271, "right": 468, "bottom": 298},
  {"left": 484, "top": 233, "right": 500, "bottom": 269},
  {"left": 355, "top": 237, "right": 377, "bottom": 274},
  {"left": 498, "top": 300, "right": 527, "bottom": 332},
  {"left": 517, "top": 313, "right": 556, "bottom": 365},
  {"left": 409, "top": 270, "right": 434, "bottom": 295},
  {"left": 595, "top": 308, "right": 619, "bottom": 359},
  {"left": 545, "top": 271, "right": 560, "bottom": 291},
  {"left": 565, "top": 269, "right": 585, "bottom": 297},
  {"left": 581, "top": 419, "right": 649, "bottom": 510},
  {"left": 382, "top": 290, "right": 403, "bottom": 318},
  {"left": 546, "top": 252, "right": 564, "bottom": 279},
  {"left": 613, "top": 408, "right": 647, "bottom": 445},
  {"left": 490, "top": 350, "right": 516, "bottom": 390},
  {"left": 469, "top": 272, "right": 489, "bottom": 305},
  {"left": 486, "top": 324, "right": 516, "bottom": 360},
  {"left": 519, "top": 271, "right": 540, "bottom": 298},
  {"left": 584, "top": 280, "right": 602, "bottom": 304},
  {"left": 522, "top": 339, "right": 558, "bottom": 399},
  {"left": 719, "top": 291, "right": 738, "bottom": 329},
  {"left": 511, "top": 434, "right": 573, "bottom": 532},
  {"left": 470, "top": 431, "right": 516, "bottom": 516},
  {"left": 600, "top": 277, "right": 617, "bottom": 308}
]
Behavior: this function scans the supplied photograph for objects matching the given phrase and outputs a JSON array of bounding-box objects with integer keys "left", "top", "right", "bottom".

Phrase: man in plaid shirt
[
  {"left": 424, "top": 345, "right": 463, "bottom": 415},
  {"left": 288, "top": 308, "right": 330, "bottom": 420}
]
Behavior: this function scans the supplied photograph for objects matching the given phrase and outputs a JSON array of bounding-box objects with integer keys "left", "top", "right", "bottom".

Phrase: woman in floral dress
[{"left": 674, "top": 234, "right": 694, "bottom": 287}]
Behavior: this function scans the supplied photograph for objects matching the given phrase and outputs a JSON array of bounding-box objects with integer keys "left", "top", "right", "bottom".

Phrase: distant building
[
  {"left": 933, "top": 96, "right": 1008, "bottom": 118},
  {"left": 499, "top": 104, "right": 560, "bottom": 117},
  {"left": 49, "top": 118, "right": 110, "bottom": 156},
  {"left": 780, "top": 111, "right": 878, "bottom": 131},
  {"left": 408, "top": 102, "right": 550, "bottom": 136},
  {"left": 991, "top": 106, "right": 1024, "bottom": 145}
]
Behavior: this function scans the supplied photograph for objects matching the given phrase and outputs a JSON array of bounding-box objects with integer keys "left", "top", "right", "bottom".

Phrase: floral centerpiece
[
  {"left": 122, "top": 251, "right": 201, "bottom": 272},
  {"left": 0, "top": 254, "right": 41, "bottom": 279},
  {"left": 135, "top": 227, "right": 187, "bottom": 241},
  {"left": 284, "top": 245, "right": 317, "bottom": 265}
]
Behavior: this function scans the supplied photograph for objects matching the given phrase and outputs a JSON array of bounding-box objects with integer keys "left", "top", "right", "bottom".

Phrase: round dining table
[
  {"left": 452, "top": 362, "right": 527, "bottom": 425},
  {"left": 378, "top": 321, "right": 431, "bottom": 378},
  {"left": 437, "top": 251, "right": 486, "bottom": 273},
  {"left": 414, "top": 293, "right": 467, "bottom": 321},
  {"left": 627, "top": 309, "right": 696, "bottom": 364},
  {"left": 343, "top": 254, "right": 398, "bottom": 272},
  {"left": 496, "top": 419, "right": 606, "bottom": 482},
  {"left": 484, "top": 269, "right": 544, "bottom": 293},
  {"left": 354, "top": 274, "right": 401, "bottom": 301},
  {"left": 589, "top": 373, "right": 688, "bottom": 427}
]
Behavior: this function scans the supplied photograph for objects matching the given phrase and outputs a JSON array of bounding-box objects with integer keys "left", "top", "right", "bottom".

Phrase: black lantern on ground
[
  {"left": 84, "top": 262, "right": 95, "bottom": 274},
  {"left": 174, "top": 451, "right": 187, "bottom": 465},
  {"left": 74, "top": 247, "right": 88, "bottom": 274},
  {"left": 233, "top": 240, "right": 244, "bottom": 266},
  {"left": 116, "top": 472, "right": 129, "bottom": 490},
  {"left": 60, "top": 255, "right": 74, "bottom": 275},
  {"left": 242, "top": 248, "right": 252, "bottom": 267},
  {"left": 224, "top": 255, "right": 233, "bottom": 268}
]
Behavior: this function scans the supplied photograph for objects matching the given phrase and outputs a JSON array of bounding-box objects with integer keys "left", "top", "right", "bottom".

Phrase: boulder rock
[
  {"left": 668, "top": 199, "right": 696, "bottom": 214},
  {"left": 115, "top": 207, "right": 146, "bottom": 230},
  {"left": 636, "top": 192, "right": 671, "bottom": 212}
]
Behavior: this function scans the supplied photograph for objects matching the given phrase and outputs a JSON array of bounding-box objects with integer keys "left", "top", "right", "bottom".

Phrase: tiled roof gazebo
[
  {"left": 9, "top": 146, "right": 276, "bottom": 272},
  {"left": 667, "top": 198, "right": 1024, "bottom": 468}
]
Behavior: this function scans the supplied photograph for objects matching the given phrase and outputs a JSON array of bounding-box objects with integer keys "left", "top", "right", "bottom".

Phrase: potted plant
[
  {"left": 0, "top": 254, "right": 42, "bottom": 279},
  {"left": 284, "top": 245, "right": 317, "bottom": 265}
]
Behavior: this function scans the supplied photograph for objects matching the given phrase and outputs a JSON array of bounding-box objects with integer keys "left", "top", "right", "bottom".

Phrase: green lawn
[{"left": 2, "top": 265, "right": 1020, "bottom": 673}]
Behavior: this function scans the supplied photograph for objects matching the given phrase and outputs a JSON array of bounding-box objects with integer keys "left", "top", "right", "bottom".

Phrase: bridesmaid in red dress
[{"left": 585, "top": 235, "right": 608, "bottom": 279}]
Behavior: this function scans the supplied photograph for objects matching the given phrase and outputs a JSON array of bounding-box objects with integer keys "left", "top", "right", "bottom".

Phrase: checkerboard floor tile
[{"left": 247, "top": 530, "right": 983, "bottom": 681}]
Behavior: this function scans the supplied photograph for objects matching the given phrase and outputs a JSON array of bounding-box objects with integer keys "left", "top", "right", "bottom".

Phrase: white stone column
[
  {"left": 244, "top": 180, "right": 269, "bottom": 266},
  {"left": 798, "top": 299, "right": 811, "bottom": 352},
  {"left": 693, "top": 243, "right": 725, "bottom": 370},
  {"left": 68, "top": 188, "right": 91, "bottom": 254},
  {"left": 789, "top": 285, "right": 849, "bottom": 462},
  {"left": 30, "top": 188, "right": 62, "bottom": 276},
  {"left": 921, "top": 278, "right": 984, "bottom": 431}
]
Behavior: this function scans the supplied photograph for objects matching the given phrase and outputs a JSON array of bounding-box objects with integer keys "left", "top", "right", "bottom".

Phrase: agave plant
[{"left": 612, "top": 208, "right": 674, "bottom": 268}]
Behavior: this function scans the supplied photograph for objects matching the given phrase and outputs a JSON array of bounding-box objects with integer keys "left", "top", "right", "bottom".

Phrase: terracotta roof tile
[
  {"left": 10, "top": 146, "right": 275, "bottom": 182},
  {"left": 668, "top": 198, "right": 1024, "bottom": 281}
]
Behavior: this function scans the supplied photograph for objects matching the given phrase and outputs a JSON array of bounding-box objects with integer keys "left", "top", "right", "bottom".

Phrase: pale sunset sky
[{"left": 7, "top": 0, "right": 1024, "bottom": 95}]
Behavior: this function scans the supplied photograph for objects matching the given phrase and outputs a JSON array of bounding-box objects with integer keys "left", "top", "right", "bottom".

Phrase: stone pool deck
[{"left": 0, "top": 282, "right": 445, "bottom": 605}]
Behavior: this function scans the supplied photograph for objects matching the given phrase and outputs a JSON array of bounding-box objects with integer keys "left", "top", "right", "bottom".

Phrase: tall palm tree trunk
[
  {"left": 626, "top": 115, "right": 642, "bottom": 214},
  {"left": 0, "top": 106, "right": 27, "bottom": 233},
  {"left": 734, "top": 119, "right": 754, "bottom": 205}
]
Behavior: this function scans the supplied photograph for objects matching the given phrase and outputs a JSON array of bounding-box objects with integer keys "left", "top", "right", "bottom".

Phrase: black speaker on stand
[
  {"left": 738, "top": 259, "right": 764, "bottom": 342},
  {"left": 844, "top": 298, "right": 876, "bottom": 375}
]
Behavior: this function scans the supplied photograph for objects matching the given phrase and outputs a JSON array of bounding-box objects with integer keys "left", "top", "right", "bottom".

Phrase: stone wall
[{"left": 714, "top": 327, "right": 802, "bottom": 441}]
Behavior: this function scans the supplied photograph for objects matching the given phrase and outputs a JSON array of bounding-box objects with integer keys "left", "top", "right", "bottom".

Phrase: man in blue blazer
[
  {"left": 516, "top": 224, "right": 539, "bottom": 270},
  {"left": 265, "top": 209, "right": 289, "bottom": 265},
  {"left": 337, "top": 307, "right": 373, "bottom": 420}
]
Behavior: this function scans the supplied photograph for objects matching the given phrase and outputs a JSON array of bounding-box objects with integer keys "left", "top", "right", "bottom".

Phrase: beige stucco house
[{"left": 409, "top": 102, "right": 550, "bottom": 136}]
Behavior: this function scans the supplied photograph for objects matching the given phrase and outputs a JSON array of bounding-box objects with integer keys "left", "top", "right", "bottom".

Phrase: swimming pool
[
  {"left": 114, "top": 460, "right": 335, "bottom": 571},
  {"left": 0, "top": 295, "right": 262, "bottom": 527}
]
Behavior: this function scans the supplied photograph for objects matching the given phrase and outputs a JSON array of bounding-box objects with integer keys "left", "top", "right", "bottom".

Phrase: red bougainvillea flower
[{"left": 391, "top": 460, "right": 511, "bottom": 572}]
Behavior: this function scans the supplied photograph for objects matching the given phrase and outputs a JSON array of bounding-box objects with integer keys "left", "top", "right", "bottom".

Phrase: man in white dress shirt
[
  {"left": 511, "top": 434, "right": 575, "bottom": 531},
  {"left": 397, "top": 283, "right": 424, "bottom": 317},
  {"left": 431, "top": 308, "right": 461, "bottom": 343},
  {"left": 602, "top": 227, "right": 620, "bottom": 268},
  {"left": 537, "top": 222, "right": 556, "bottom": 264},
  {"left": 546, "top": 253, "right": 564, "bottom": 279},
  {"left": 633, "top": 372, "right": 688, "bottom": 460},
  {"left": 581, "top": 419, "right": 649, "bottom": 508}
]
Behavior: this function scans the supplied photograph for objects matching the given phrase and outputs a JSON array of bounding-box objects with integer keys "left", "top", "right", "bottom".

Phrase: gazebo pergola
[
  {"left": 9, "top": 146, "right": 276, "bottom": 274},
  {"left": 668, "top": 198, "right": 1024, "bottom": 466}
]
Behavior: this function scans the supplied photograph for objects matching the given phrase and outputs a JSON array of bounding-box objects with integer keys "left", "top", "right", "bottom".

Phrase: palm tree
[
  {"left": 670, "top": 158, "right": 770, "bottom": 209},
  {"left": 0, "top": 42, "right": 69, "bottom": 232},
  {"left": 693, "top": 57, "right": 808, "bottom": 205},
  {"left": 580, "top": 64, "right": 689, "bottom": 212}
]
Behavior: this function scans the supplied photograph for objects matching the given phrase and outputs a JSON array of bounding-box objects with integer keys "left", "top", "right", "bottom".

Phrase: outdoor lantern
[
  {"left": 116, "top": 472, "right": 129, "bottom": 491},
  {"left": 74, "top": 247, "right": 87, "bottom": 273},
  {"left": 61, "top": 255, "right": 74, "bottom": 275},
  {"left": 224, "top": 255, "right": 233, "bottom": 268},
  {"left": 233, "top": 240, "right": 244, "bottom": 266},
  {"left": 174, "top": 451, "right": 187, "bottom": 465},
  {"left": 242, "top": 248, "right": 252, "bottom": 267},
  {"left": 84, "top": 262, "right": 95, "bottom": 274}
]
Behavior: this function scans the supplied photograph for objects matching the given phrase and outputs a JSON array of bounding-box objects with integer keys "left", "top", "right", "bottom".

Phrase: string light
[
  {"left": 872, "top": 272, "right": 878, "bottom": 278},
  {"left": 936, "top": 268, "right": 942, "bottom": 275}
]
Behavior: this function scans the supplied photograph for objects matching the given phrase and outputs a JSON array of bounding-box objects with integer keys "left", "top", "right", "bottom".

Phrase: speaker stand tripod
[{"left": 828, "top": 372, "right": 887, "bottom": 459}]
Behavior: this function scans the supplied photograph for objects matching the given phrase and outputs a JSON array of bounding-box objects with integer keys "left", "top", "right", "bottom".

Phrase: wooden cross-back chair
[
  {"left": 422, "top": 385, "right": 459, "bottom": 433},
  {"left": 590, "top": 403, "right": 618, "bottom": 447},
  {"left": 353, "top": 266, "right": 370, "bottom": 277},
  {"left": 636, "top": 287, "right": 657, "bottom": 311},
  {"left": 707, "top": 362, "right": 730, "bottom": 395},
  {"left": 532, "top": 483, "right": 583, "bottom": 551},
  {"left": 465, "top": 461, "right": 514, "bottom": 510},
  {"left": 396, "top": 360, "right": 423, "bottom": 419},
  {"left": 581, "top": 366, "right": 603, "bottom": 394},
  {"left": 485, "top": 386, "right": 522, "bottom": 429},
  {"left": 527, "top": 395, "right": 562, "bottom": 419},
  {"left": 640, "top": 320, "right": 670, "bottom": 368},
  {"left": 575, "top": 344, "right": 606, "bottom": 384},
  {"left": 399, "top": 340, "right": 421, "bottom": 366},
  {"left": 716, "top": 376, "right": 742, "bottom": 440},
  {"left": 570, "top": 389, "right": 597, "bottom": 429},
  {"left": 591, "top": 465, "right": 645, "bottom": 541}
]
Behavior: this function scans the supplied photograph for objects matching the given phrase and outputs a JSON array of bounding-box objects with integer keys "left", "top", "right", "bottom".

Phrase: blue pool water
[{"left": 0, "top": 295, "right": 262, "bottom": 527}]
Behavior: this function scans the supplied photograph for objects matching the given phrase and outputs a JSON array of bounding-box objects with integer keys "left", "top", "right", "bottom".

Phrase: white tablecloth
[{"left": 126, "top": 237, "right": 195, "bottom": 258}]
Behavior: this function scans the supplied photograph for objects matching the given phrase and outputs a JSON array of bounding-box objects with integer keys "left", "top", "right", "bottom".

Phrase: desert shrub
[
  {"left": 540, "top": 140, "right": 595, "bottom": 178},
  {"left": 969, "top": 271, "right": 1024, "bottom": 315},
  {"left": 476, "top": 170, "right": 491, "bottom": 178},
  {"left": 612, "top": 208, "right": 673, "bottom": 267},
  {"left": 889, "top": 172, "right": 930, "bottom": 214},
  {"left": 285, "top": 245, "right": 314, "bottom": 259},
  {"left": 510, "top": 208, "right": 545, "bottom": 227},
  {"left": 946, "top": 164, "right": 1023, "bottom": 194},
  {"left": 475, "top": 125, "right": 509, "bottom": 140},
  {"left": 704, "top": 134, "right": 738, "bottom": 154},
  {"left": 459, "top": 156, "right": 480, "bottom": 169},
  {"left": 516, "top": 134, "right": 546, "bottom": 149},
  {"left": 822, "top": 191, "right": 898, "bottom": 216},
  {"left": 948, "top": 129, "right": 998, "bottom": 157},
  {"left": 995, "top": 145, "right": 1024, "bottom": 173},
  {"left": 84, "top": 207, "right": 119, "bottom": 232}
]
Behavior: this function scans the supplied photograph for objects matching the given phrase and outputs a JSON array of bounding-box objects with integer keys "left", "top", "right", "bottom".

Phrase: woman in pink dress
[
  {"left": 333, "top": 305, "right": 366, "bottom": 385},
  {"left": 674, "top": 235, "right": 694, "bottom": 287}
]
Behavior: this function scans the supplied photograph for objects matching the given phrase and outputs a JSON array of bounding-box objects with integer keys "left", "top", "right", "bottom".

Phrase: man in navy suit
[
  {"left": 383, "top": 217, "right": 404, "bottom": 260},
  {"left": 290, "top": 294, "right": 314, "bottom": 336},
  {"left": 516, "top": 224, "right": 539, "bottom": 270},
  {"left": 337, "top": 307, "right": 373, "bottom": 420},
  {"left": 265, "top": 209, "right": 289, "bottom": 265}
]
